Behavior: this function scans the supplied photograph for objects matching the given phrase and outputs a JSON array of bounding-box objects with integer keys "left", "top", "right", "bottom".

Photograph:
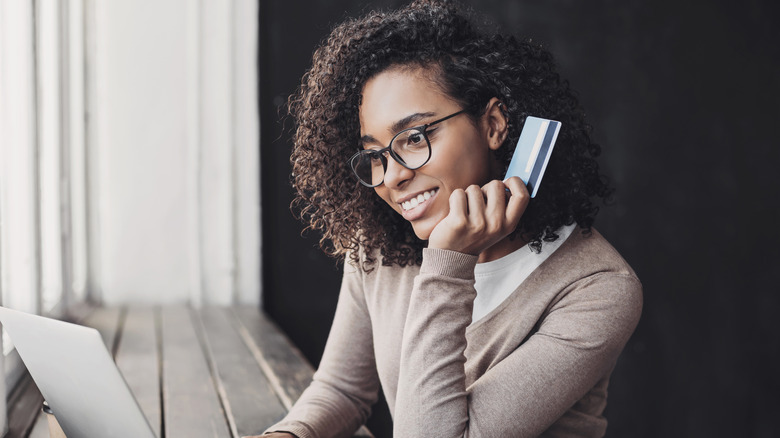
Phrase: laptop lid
[{"left": 0, "top": 306, "right": 156, "bottom": 438}]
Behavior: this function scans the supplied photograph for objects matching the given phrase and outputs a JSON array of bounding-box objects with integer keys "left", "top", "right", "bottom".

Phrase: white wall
[
  {"left": 89, "top": 0, "right": 260, "bottom": 306},
  {"left": 91, "top": 0, "right": 193, "bottom": 304}
]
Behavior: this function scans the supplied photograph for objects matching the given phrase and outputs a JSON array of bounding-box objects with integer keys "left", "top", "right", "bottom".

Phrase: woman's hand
[{"left": 428, "top": 177, "right": 529, "bottom": 255}]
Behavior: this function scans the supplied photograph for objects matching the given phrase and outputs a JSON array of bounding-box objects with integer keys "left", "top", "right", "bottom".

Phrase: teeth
[{"left": 401, "top": 189, "right": 437, "bottom": 211}]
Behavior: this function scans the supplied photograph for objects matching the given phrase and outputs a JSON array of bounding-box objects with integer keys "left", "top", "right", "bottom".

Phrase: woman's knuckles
[
  {"left": 471, "top": 218, "right": 486, "bottom": 233},
  {"left": 485, "top": 180, "right": 504, "bottom": 192},
  {"left": 449, "top": 216, "right": 469, "bottom": 230}
]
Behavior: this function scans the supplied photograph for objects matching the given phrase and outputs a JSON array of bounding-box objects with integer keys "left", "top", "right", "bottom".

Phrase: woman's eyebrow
[
  {"left": 360, "top": 134, "right": 381, "bottom": 146},
  {"left": 390, "top": 112, "right": 436, "bottom": 134},
  {"left": 360, "top": 111, "right": 437, "bottom": 147}
]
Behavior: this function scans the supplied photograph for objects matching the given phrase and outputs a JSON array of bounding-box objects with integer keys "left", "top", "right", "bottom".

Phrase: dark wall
[{"left": 259, "top": 1, "right": 780, "bottom": 437}]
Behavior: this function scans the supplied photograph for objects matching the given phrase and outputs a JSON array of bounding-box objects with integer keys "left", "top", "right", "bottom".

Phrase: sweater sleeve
[
  {"left": 393, "top": 248, "right": 643, "bottom": 438},
  {"left": 264, "top": 261, "right": 380, "bottom": 438}
]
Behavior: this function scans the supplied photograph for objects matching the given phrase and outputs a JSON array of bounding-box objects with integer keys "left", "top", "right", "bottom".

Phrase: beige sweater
[{"left": 267, "top": 228, "right": 642, "bottom": 437}]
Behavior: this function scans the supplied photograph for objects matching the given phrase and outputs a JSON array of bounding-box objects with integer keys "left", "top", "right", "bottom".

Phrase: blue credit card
[{"left": 504, "top": 116, "right": 561, "bottom": 198}]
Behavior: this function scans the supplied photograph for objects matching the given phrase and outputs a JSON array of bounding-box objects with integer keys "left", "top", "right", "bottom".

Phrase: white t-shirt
[{"left": 472, "top": 223, "right": 577, "bottom": 324}]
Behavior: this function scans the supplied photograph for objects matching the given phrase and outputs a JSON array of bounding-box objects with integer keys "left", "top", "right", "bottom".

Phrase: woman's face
[{"left": 358, "top": 67, "right": 500, "bottom": 240}]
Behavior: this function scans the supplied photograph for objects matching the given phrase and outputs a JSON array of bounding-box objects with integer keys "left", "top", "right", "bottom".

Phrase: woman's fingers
[
  {"left": 465, "top": 184, "right": 487, "bottom": 231},
  {"left": 447, "top": 188, "right": 469, "bottom": 228},
  {"left": 482, "top": 180, "right": 508, "bottom": 231},
  {"left": 503, "top": 176, "right": 530, "bottom": 227},
  {"left": 429, "top": 178, "right": 529, "bottom": 255}
]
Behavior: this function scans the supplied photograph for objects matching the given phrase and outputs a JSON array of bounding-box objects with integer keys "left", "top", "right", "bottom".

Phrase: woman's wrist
[{"left": 421, "top": 247, "right": 478, "bottom": 279}]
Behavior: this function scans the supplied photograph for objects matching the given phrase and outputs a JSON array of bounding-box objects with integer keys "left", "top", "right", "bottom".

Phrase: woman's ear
[{"left": 482, "top": 97, "right": 509, "bottom": 151}]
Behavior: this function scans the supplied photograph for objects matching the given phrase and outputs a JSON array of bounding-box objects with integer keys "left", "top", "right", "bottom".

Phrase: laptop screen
[{"left": 0, "top": 306, "right": 156, "bottom": 438}]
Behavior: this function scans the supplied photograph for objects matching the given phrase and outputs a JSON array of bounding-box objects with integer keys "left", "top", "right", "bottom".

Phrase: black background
[{"left": 259, "top": 1, "right": 780, "bottom": 436}]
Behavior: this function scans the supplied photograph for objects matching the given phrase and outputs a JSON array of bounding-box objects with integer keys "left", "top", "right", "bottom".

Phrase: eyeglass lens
[{"left": 351, "top": 127, "right": 430, "bottom": 186}]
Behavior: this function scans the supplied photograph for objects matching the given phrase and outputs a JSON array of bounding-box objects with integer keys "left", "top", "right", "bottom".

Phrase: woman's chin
[
  {"left": 410, "top": 221, "right": 434, "bottom": 241},
  {"left": 408, "top": 211, "right": 447, "bottom": 242}
]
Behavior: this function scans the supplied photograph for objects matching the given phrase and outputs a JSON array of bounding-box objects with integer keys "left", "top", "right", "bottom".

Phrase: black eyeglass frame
[{"left": 349, "top": 109, "right": 467, "bottom": 187}]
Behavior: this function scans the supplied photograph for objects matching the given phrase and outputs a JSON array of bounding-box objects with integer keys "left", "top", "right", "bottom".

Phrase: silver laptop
[{"left": 0, "top": 306, "right": 156, "bottom": 438}]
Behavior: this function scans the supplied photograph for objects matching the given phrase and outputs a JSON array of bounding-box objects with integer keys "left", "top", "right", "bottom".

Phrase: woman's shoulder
[
  {"left": 529, "top": 226, "right": 643, "bottom": 314},
  {"left": 550, "top": 226, "right": 640, "bottom": 281},
  {"left": 549, "top": 226, "right": 642, "bottom": 313}
]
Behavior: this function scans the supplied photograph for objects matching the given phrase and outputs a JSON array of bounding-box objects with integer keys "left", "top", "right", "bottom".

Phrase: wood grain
[
  {"left": 6, "top": 373, "right": 43, "bottom": 438},
  {"left": 161, "top": 306, "right": 231, "bottom": 438},
  {"left": 25, "top": 410, "right": 49, "bottom": 438},
  {"left": 10, "top": 305, "right": 373, "bottom": 437},
  {"left": 81, "top": 307, "right": 123, "bottom": 356},
  {"left": 115, "top": 307, "right": 162, "bottom": 437},
  {"left": 232, "top": 307, "right": 313, "bottom": 404},
  {"left": 233, "top": 307, "right": 374, "bottom": 438},
  {"left": 197, "top": 307, "right": 288, "bottom": 437}
]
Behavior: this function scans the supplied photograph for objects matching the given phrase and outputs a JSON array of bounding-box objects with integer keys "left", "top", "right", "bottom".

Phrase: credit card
[{"left": 504, "top": 116, "right": 561, "bottom": 198}]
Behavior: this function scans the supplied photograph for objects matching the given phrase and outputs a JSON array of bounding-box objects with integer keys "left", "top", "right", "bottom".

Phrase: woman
[{"left": 252, "top": 1, "right": 642, "bottom": 436}]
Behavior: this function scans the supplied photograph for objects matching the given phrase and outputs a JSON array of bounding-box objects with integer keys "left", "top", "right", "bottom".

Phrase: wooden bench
[{"left": 6, "top": 306, "right": 373, "bottom": 438}]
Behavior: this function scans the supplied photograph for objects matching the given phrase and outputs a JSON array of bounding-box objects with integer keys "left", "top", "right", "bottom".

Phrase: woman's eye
[
  {"left": 367, "top": 150, "right": 384, "bottom": 162},
  {"left": 408, "top": 132, "right": 424, "bottom": 145}
]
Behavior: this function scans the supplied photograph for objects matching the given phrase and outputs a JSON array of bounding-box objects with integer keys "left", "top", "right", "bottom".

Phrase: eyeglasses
[{"left": 349, "top": 110, "right": 466, "bottom": 187}]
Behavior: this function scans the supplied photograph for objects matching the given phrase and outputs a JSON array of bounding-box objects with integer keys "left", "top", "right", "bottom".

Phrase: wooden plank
[
  {"left": 233, "top": 307, "right": 374, "bottom": 438},
  {"left": 232, "top": 307, "right": 313, "bottom": 405},
  {"left": 5, "top": 373, "right": 43, "bottom": 438},
  {"left": 161, "top": 306, "right": 231, "bottom": 438},
  {"left": 115, "top": 307, "right": 162, "bottom": 437},
  {"left": 26, "top": 411, "right": 49, "bottom": 438},
  {"left": 197, "top": 307, "right": 287, "bottom": 437},
  {"left": 61, "top": 301, "right": 95, "bottom": 325},
  {"left": 81, "top": 306, "right": 123, "bottom": 354}
]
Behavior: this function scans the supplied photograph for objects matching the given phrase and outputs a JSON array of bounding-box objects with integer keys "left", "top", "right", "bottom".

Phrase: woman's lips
[{"left": 400, "top": 189, "right": 438, "bottom": 221}]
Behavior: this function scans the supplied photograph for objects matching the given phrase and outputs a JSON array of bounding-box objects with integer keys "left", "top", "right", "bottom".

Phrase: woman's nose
[{"left": 383, "top": 155, "right": 414, "bottom": 189}]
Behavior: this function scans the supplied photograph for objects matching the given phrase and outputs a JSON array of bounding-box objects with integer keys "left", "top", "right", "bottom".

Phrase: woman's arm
[
  {"left": 394, "top": 251, "right": 642, "bottom": 437},
  {"left": 260, "top": 261, "right": 380, "bottom": 438},
  {"left": 393, "top": 178, "right": 641, "bottom": 436}
]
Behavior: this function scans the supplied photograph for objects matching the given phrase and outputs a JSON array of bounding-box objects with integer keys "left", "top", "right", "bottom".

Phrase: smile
[{"left": 400, "top": 189, "right": 438, "bottom": 212}]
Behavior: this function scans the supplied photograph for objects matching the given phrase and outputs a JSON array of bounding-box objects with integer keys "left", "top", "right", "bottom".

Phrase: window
[
  {"left": 1, "top": 0, "right": 90, "bottom": 408},
  {"left": 0, "top": 0, "right": 260, "bottom": 429}
]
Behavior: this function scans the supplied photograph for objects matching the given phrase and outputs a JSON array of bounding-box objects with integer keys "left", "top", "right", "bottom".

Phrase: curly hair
[{"left": 288, "top": 0, "right": 613, "bottom": 270}]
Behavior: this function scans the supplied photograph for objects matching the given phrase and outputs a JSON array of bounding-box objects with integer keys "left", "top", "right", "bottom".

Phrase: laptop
[{"left": 0, "top": 306, "right": 156, "bottom": 438}]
